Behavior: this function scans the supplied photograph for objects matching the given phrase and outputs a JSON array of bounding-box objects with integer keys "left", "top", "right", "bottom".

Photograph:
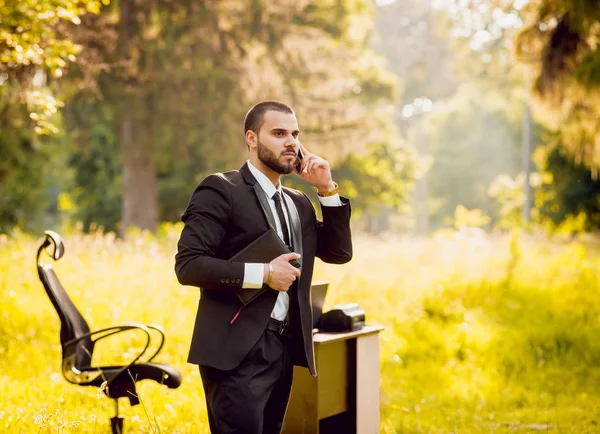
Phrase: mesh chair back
[{"left": 38, "top": 264, "right": 93, "bottom": 369}]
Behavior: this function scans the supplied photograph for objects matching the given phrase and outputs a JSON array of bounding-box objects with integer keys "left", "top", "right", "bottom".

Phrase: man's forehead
[{"left": 262, "top": 110, "right": 299, "bottom": 130}]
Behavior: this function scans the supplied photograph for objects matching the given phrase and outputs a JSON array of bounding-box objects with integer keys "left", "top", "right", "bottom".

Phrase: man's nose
[{"left": 285, "top": 136, "right": 298, "bottom": 147}]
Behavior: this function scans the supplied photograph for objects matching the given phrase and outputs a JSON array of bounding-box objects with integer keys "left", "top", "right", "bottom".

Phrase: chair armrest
[
  {"left": 63, "top": 324, "right": 152, "bottom": 382},
  {"left": 142, "top": 325, "right": 165, "bottom": 362}
]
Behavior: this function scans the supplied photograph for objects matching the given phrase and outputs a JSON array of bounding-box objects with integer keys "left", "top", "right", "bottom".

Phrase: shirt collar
[{"left": 247, "top": 160, "right": 282, "bottom": 199}]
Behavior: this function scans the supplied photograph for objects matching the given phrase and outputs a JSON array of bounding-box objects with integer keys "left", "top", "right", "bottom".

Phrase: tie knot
[{"left": 273, "top": 191, "right": 282, "bottom": 202}]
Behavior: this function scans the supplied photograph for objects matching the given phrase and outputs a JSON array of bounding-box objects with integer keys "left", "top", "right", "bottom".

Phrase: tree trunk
[
  {"left": 378, "top": 206, "right": 390, "bottom": 234},
  {"left": 522, "top": 81, "right": 533, "bottom": 224},
  {"left": 120, "top": 119, "right": 158, "bottom": 232},
  {"left": 118, "top": 0, "right": 158, "bottom": 233}
]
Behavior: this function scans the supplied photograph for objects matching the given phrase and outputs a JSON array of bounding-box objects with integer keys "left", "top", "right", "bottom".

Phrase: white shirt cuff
[
  {"left": 318, "top": 193, "right": 343, "bottom": 207},
  {"left": 243, "top": 263, "right": 264, "bottom": 289}
]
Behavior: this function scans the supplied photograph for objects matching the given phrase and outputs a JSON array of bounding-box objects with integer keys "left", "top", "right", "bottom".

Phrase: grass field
[{"left": 1, "top": 225, "right": 600, "bottom": 433}]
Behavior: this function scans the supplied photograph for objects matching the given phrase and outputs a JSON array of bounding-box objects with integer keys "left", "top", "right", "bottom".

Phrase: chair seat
[
  {"left": 106, "top": 362, "right": 182, "bottom": 388},
  {"left": 79, "top": 362, "right": 182, "bottom": 403}
]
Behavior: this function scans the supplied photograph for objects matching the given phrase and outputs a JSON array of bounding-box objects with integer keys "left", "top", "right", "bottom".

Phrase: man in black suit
[{"left": 175, "top": 100, "right": 352, "bottom": 434}]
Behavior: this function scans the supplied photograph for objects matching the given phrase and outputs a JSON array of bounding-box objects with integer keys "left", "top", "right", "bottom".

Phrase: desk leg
[
  {"left": 282, "top": 366, "right": 319, "bottom": 434},
  {"left": 356, "top": 333, "right": 380, "bottom": 434}
]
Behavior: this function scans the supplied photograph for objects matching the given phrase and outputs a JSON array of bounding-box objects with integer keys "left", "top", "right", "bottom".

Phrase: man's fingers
[
  {"left": 298, "top": 153, "right": 314, "bottom": 171},
  {"left": 282, "top": 252, "right": 301, "bottom": 261},
  {"left": 299, "top": 154, "right": 326, "bottom": 176}
]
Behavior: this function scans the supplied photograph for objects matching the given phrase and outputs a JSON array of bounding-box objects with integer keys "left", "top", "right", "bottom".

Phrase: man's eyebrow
[{"left": 270, "top": 128, "right": 300, "bottom": 134}]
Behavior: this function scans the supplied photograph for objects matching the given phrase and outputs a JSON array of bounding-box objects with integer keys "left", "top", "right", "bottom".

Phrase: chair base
[{"left": 111, "top": 415, "right": 124, "bottom": 434}]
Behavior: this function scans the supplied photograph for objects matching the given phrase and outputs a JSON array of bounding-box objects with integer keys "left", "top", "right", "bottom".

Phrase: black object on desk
[{"left": 318, "top": 303, "right": 365, "bottom": 332}]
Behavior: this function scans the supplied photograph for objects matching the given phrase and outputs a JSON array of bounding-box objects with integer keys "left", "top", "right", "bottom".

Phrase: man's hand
[
  {"left": 296, "top": 142, "right": 336, "bottom": 193},
  {"left": 264, "top": 253, "right": 301, "bottom": 291}
]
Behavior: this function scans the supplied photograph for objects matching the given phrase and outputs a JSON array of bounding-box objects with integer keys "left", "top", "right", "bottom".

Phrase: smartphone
[{"left": 295, "top": 148, "right": 304, "bottom": 174}]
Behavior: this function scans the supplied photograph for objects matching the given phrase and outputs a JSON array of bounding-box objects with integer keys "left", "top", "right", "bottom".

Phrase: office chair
[{"left": 36, "top": 230, "right": 182, "bottom": 434}]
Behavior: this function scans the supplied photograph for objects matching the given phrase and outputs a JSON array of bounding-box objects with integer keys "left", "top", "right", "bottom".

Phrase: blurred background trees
[
  {"left": 1, "top": 0, "right": 414, "bottom": 234},
  {"left": 1, "top": 0, "right": 600, "bottom": 236}
]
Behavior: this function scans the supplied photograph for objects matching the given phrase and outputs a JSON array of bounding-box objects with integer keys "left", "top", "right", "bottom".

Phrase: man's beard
[{"left": 257, "top": 139, "right": 295, "bottom": 175}]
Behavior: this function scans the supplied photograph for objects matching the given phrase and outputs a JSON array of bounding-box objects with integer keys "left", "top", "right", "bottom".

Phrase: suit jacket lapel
[
  {"left": 240, "top": 162, "right": 278, "bottom": 232},
  {"left": 253, "top": 183, "right": 278, "bottom": 232}
]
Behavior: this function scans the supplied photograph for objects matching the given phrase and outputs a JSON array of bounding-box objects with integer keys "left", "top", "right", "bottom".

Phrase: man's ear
[{"left": 245, "top": 130, "right": 257, "bottom": 149}]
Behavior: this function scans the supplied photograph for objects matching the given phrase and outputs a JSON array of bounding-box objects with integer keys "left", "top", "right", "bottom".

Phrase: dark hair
[{"left": 244, "top": 100, "right": 294, "bottom": 136}]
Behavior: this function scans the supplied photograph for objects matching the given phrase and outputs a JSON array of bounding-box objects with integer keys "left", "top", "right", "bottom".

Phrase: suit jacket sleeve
[
  {"left": 174, "top": 175, "right": 244, "bottom": 290},
  {"left": 315, "top": 196, "right": 353, "bottom": 264}
]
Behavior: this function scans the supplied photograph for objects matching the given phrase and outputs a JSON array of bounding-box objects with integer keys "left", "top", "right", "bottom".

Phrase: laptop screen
[{"left": 310, "top": 282, "right": 329, "bottom": 328}]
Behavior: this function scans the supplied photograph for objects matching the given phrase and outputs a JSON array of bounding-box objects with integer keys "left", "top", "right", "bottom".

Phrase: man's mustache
[{"left": 280, "top": 149, "right": 297, "bottom": 157}]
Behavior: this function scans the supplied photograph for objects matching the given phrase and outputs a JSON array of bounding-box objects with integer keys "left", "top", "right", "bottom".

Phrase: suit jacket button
[
  {"left": 225, "top": 279, "right": 230, "bottom": 283},
  {"left": 220, "top": 279, "right": 225, "bottom": 283},
  {"left": 236, "top": 279, "right": 241, "bottom": 284}
]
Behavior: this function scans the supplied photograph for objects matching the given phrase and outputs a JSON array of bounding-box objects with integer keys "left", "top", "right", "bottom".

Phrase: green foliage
[
  {"left": 372, "top": 0, "right": 540, "bottom": 232},
  {"left": 514, "top": 0, "right": 600, "bottom": 168},
  {"left": 0, "top": 0, "right": 413, "bottom": 232},
  {"left": 283, "top": 109, "right": 416, "bottom": 216},
  {"left": 374, "top": 0, "right": 456, "bottom": 104},
  {"left": 425, "top": 85, "right": 522, "bottom": 229},
  {"left": 437, "top": 0, "right": 600, "bottom": 233},
  {"left": 0, "top": 0, "right": 107, "bottom": 233},
  {"left": 487, "top": 173, "right": 527, "bottom": 230},
  {"left": 0, "top": 86, "right": 68, "bottom": 234},
  {"left": 66, "top": 132, "right": 121, "bottom": 234},
  {"left": 55, "top": 0, "right": 409, "bottom": 231},
  {"left": 0, "top": 0, "right": 106, "bottom": 75},
  {"left": 0, "top": 0, "right": 107, "bottom": 131},
  {"left": 536, "top": 141, "right": 600, "bottom": 231},
  {"left": 0, "top": 134, "right": 47, "bottom": 233},
  {"left": 452, "top": 205, "right": 491, "bottom": 230},
  {"left": 331, "top": 139, "right": 415, "bottom": 214}
]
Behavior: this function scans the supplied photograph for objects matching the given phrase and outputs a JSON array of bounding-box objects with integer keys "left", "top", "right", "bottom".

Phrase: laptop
[{"left": 310, "top": 282, "right": 329, "bottom": 328}]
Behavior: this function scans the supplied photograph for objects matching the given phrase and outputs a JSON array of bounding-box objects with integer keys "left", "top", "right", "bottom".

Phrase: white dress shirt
[{"left": 243, "top": 160, "right": 342, "bottom": 320}]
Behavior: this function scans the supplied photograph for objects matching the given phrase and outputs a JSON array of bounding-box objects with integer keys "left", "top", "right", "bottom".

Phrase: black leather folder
[{"left": 230, "top": 229, "right": 300, "bottom": 305}]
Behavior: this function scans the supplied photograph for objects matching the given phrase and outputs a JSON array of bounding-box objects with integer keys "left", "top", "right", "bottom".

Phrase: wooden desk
[{"left": 282, "top": 325, "right": 384, "bottom": 434}]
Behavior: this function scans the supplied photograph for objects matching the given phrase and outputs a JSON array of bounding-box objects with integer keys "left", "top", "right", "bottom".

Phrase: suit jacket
[{"left": 174, "top": 162, "right": 352, "bottom": 376}]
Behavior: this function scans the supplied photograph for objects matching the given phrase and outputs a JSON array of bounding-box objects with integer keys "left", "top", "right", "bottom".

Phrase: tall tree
[
  {"left": 117, "top": 0, "right": 156, "bottom": 232},
  {"left": 65, "top": 0, "right": 412, "bottom": 232},
  {"left": 515, "top": 0, "right": 600, "bottom": 170},
  {"left": 68, "top": 0, "right": 253, "bottom": 232}
]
